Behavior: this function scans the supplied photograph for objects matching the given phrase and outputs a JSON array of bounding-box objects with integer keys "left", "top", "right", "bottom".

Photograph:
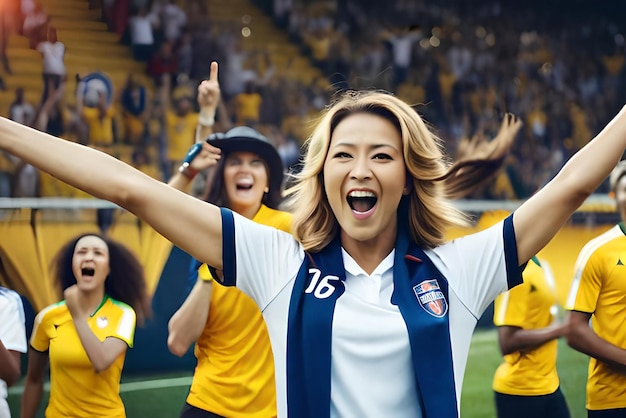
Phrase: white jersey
[
  {"left": 224, "top": 212, "right": 518, "bottom": 417},
  {"left": 0, "top": 288, "right": 27, "bottom": 418}
]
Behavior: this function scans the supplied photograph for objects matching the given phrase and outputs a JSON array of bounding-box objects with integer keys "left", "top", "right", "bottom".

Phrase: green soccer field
[
  {"left": 8, "top": 329, "right": 588, "bottom": 417},
  {"left": 460, "top": 330, "right": 588, "bottom": 418}
]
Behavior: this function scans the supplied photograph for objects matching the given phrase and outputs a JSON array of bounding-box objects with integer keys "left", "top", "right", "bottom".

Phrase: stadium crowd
[{"left": 0, "top": 0, "right": 624, "bottom": 201}]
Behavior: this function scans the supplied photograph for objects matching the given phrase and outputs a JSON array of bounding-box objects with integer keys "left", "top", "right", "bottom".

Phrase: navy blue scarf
[{"left": 286, "top": 218, "right": 458, "bottom": 417}]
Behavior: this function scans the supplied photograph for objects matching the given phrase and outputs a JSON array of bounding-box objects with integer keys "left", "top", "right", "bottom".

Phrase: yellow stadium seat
[
  {"left": 107, "top": 210, "right": 142, "bottom": 260},
  {"left": 0, "top": 208, "right": 55, "bottom": 310},
  {"left": 139, "top": 222, "right": 173, "bottom": 296}
]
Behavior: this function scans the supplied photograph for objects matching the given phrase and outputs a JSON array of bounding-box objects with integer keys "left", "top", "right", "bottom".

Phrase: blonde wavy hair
[{"left": 284, "top": 90, "right": 471, "bottom": 252}]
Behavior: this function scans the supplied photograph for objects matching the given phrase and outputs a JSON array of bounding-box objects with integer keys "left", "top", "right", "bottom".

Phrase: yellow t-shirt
[
  {"left": 565, "top": 224, "right": 626, "bottom": 410},
  {"left": 82, "top": 107, "right": 116, "bottom": 147},
  {"left": 123, "top": 112, "right": 145, "bottom": 142},
  {"left": 188, "top": 205, "right": 292, "bottom": 417},
  {"left": 166, "top": 110, "right": 197, "bottom": 162},
  {"left": 30, "top": 296, "right": 136, "bottom": 418},
  {"left": 492, "top": 257, "right": 560, "bottom": 396},
  {"left": 233, "top": 93, "right": 262, "bottom": 125}
]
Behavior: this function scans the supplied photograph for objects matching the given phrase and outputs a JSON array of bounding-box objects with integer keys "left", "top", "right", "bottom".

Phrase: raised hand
[
  {"left": 64, "top": 285, "right": 89, "bottom": 320},
  {"left": 197, "top": 62, "right": 221, "bottom": 111},
  {"left": 187, "top": 141, "right": 222, "bottom": 172},
  {"left": 175, "top": 140, "right": 222, "bottom": 185}
]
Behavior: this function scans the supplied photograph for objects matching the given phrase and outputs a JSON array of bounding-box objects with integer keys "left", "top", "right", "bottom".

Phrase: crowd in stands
[
  {"left": 0, "top": 0, "right": 625, "bottom": 202},
  {"left": 281, "top": 0, "right": 626, "bottom": 199}
]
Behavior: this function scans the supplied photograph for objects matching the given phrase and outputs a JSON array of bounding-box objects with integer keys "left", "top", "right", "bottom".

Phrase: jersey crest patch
[
  {"left": 96, "top": 316, "right": 108, "bottom": 328},
  {"left": 413, "top": 279, "right": 448, "bottom": 318}
]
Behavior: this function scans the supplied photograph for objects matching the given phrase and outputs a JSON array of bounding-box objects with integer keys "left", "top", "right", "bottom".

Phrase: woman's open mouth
[{"left": 347, "top": 190, "right": 377, "bottom": 213}]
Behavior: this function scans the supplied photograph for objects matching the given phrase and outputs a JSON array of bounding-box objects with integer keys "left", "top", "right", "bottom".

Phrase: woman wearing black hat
[{"left": 166, "top": 84, "right": 291, "bottom": 417}]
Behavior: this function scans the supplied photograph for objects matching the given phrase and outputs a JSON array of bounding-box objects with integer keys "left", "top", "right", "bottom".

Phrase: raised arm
[
  {"left": 167, "top": 277, "right": 213, "bottom": 357},
  {"left": 513, "top": 105, "right": 626, "bottom": 264},
  {"left": 167, "top": 139, "right": 221, "bottom": 356},
  {"left": 0, "top": 86, "right": 225, "bottom": 270},
  {"left": 33, "top": 80, "right": 66, "bottom": 131},
  {"left": 195, "top": 61, "right": 221, "bottom": 143}
]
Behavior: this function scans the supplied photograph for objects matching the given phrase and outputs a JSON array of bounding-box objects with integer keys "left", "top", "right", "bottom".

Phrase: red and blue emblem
[{"left": 413, "top": 279, "right": 448, "bottom": 318}]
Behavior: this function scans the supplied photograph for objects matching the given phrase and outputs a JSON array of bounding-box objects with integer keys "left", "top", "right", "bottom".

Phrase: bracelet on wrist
[
  {"left": 178, "top": 162, "right": 198, "bottom": 180},
  {"left": 198, "top": 112, "right": 215, "bottom": 127}
]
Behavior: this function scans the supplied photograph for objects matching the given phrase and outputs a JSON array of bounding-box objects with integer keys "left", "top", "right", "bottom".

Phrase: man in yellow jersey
[
  {"left": 81, "top": 91, "right": 116, "bottom": 149},
  {"left": 477, "top": 210, "right": 570, "bottom": 418},
  {"left": 162, "top": 79, "right": 199, "bottom": 178},
  {"left": 566, "top": 160, "right": 626, "bottom": 418},
  {"left": 166, "top": 62, "right": 289, "bottom": 418},
  {"left": 492, "top": 256, "right": 569, "bottom": 417},
  {"left": 231, "top": 80, "right": 262, "bottom": 126}
]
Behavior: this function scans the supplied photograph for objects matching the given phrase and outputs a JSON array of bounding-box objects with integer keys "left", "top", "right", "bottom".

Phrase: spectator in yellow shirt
[
  {"left": 82, "top": 91, "right": 115, "bottom": 149},
  {"left": 231, "top": 80, "right": 263, "bottom": 127},
  {"left": 21, "top": 234, "right": 150, "bottom": 418}
]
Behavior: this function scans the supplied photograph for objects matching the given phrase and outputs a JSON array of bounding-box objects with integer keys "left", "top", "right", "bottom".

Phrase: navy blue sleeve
[
  {"left": 503, "top": 214, "right": 525, "bottom": 289},
  {"left": 220, "top": 207, "right": 237, "bottom": 286}
]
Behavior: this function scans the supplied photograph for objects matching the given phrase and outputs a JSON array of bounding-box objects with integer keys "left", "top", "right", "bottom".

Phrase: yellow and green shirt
[
  {"left": 188, "top": 205, "right": 291, "bottom": 417},
  {"left": 493, "top": 257, "right": 560, "bottom": 396},
  {"left": 30, "top": 296, "right": 136, "bottom": 418},
  {"left": 566, "top": 223, "right": 626, "bottom": 410}
]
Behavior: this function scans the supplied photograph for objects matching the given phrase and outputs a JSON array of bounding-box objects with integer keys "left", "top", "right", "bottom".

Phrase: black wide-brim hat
[{"left": 205, "top": 127, "right": 284, "bottom": 191}]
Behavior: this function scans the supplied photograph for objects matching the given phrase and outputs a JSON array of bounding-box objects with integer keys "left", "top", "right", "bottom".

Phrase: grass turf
[{"left": 461, "top": 329, "right": 588, "bottom": 418}]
